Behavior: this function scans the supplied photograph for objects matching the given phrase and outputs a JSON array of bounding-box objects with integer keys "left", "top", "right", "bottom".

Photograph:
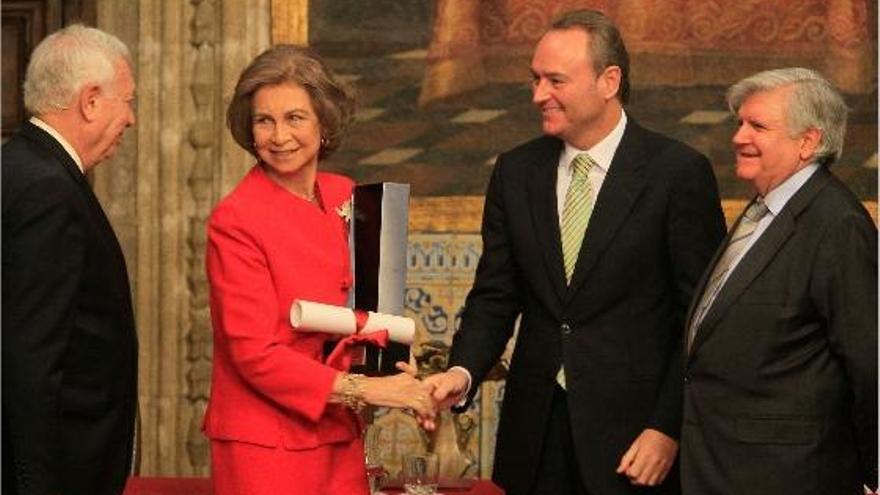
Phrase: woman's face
[{"left": 251, "top": 82, "right": 322, "bottom": 182}]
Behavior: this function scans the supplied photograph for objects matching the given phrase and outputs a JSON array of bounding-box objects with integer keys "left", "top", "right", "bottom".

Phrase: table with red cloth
[{"left": 123, "top": 477, "right": 504, "bottom": 495}]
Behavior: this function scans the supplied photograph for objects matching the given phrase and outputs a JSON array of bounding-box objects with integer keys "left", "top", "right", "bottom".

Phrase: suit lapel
[
  {"left": 688, "top": 167, "right": 832, "bottom": 355},
  {"left": 566, "top": 121, "right": 647, "bottom": 300},
  {"left": 21, "top": 122, "right": 90, "bottom": 189},
  {"left": 22, "top": 123, "right": 115, "bottom": 240},
  {"left": 526, "top": 138, "right": 567, "bottom": 302}
]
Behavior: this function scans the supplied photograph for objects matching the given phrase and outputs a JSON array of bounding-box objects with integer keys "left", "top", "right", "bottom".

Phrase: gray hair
[
  {"left": 24, "top": 24, "right": 131, "bottom": 115},
  {"left": 550, "top": 9, "right": 630, "bottom": 104},
  {"left": 727, "top": 67, "right": 848, "bottom": 166}
]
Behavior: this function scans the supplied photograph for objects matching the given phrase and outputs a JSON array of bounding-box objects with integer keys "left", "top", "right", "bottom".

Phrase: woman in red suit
[{"left": 204, "top": 45, "right": 434, "bottom": 495}]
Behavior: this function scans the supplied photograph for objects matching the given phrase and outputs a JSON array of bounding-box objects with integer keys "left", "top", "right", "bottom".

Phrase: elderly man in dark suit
[
  {"left": 424, "top": 9, "right": 726, "bottom": 495},
  {"left": 680, "top": 68, "right": 878, "bottom": 495},
  {"left": 2, "top": 24, "right": 138, "bottom": 495}
]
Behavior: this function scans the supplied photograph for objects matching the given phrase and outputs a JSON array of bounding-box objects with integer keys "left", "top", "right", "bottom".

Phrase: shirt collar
[
  {"left": 761, "top": 162, "right": 820, "bottom": 216},
  {"left": 29, "top": 116, "right": 85, "bottom": 174},
  {"left": 560, "top": 111, "right": 628, "bottom": 173}
]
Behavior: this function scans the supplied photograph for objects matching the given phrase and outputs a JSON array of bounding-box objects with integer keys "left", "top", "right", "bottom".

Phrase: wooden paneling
[
  {"left": 1, "top": 0, "right": 94, "bottom": 138},
  {"left": 2, "top": 1, "right": 47, "bottom": 138}
]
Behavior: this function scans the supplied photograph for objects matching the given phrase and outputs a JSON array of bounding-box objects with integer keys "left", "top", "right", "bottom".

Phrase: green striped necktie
[{"left": 557, "top": 152, "right": 596, "bottom": 389}]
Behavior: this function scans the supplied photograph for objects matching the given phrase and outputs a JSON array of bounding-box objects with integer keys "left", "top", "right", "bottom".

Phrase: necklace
[
  {"left": 284, "top": 182, "right": 317, "bottom": 202},
  {"left": 295, "top": 186, "right": 319, "bottom": 204},
  {"left": 295, "top": 191, "right": 316, "bottom": 202}
]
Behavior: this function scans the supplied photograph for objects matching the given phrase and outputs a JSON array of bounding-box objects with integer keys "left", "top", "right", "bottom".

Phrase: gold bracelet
[{"left": 341, "top": 373, "right": 366, "bottom": 412}]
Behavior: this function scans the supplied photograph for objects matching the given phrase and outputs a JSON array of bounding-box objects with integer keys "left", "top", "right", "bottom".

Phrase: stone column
[
  {"left": 93, "top": 0, "right": 270, "bottom": 476},
  {"left": 180, "top": 0, "right": 272, "bottom": 476}
]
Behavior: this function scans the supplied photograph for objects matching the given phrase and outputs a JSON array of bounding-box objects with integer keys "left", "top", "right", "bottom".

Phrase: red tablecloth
[
  {"left": 124, "top": 477, "right": 212, "bottom": 495},
  {"left": 124, "top": 477, "right": 503, "bottom": 495}
]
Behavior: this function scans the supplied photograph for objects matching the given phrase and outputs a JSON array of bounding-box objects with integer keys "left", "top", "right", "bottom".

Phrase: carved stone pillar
[
  {"left": 183, "top": 0, "right": 219, "bottom": 476},
  {"left": 180, "top": 0, "right": 272, "bottom": 476},
  {"left": 92, "top": 0, "right": 270, "bottom": 476},
  {"left": 92, "top": 1, "right": 139, "bottom": 291}
]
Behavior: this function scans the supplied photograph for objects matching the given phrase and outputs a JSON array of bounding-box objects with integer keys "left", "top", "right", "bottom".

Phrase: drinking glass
[
  {"left": 364, "top": 424, "right": 386, "bottom": 495},
  {"left": 401, "top": 452, "right": 439, "bottom": 495}
]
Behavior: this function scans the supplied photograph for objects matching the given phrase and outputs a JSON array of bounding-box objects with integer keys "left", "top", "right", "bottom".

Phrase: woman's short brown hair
[{"left": 227, "top": 44, "right": 355, "bottom": 160}]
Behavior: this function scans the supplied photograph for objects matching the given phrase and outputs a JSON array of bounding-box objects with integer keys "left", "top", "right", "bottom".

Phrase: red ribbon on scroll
[
  {"left": 353, "top": 309, "right": 369, "bottom": 334},
  {"left": 325, "top": 320, "right": 390, "bottom": 371}
]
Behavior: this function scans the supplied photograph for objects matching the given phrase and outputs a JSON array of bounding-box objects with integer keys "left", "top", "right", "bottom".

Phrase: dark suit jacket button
[{"left": 560, "top": 323, "right": 572, "bottom": 335}]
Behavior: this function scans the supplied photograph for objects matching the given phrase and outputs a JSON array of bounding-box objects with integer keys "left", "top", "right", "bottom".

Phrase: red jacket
[{"left": 203, "top": 166, "right": 358, "bottom": 450}]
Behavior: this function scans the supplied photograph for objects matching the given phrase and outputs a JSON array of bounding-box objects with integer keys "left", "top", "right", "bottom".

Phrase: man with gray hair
[
  {"left": 2, "top": 24, "right": 138, "bottom": 495},
  {"left": 681, "top": 67, "right": 877, "bottom": 494}
]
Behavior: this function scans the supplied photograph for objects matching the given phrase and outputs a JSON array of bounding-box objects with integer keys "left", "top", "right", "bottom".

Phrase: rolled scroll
[{"left": 290, "top": 299, "right": 415, "bottom": 346}]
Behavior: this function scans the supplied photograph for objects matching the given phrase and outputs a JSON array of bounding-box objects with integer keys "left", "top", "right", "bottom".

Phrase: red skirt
[{"left": 210, "top": 438, "right": 369, "bottom": 495}]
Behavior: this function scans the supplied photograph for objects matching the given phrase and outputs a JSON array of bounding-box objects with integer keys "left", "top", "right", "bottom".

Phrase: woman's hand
[{"left": 359, "top": 362, "right": 437, "bottom": 420}]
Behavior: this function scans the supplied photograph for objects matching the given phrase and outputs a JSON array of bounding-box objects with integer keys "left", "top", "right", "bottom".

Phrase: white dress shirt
[{"left": 29, "top": 116, "right": 85, "bottom": 174}]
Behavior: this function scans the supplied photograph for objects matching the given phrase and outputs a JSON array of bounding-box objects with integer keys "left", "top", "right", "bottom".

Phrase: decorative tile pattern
[
  {"left": 403, "top": 233, "right": 497, "bottom": 478},
  {"left": 400, "top": 231, "right": 527, "bottom": 479},
  {"left": 406, "top": 234, "right": 482, "bottom": 346}
]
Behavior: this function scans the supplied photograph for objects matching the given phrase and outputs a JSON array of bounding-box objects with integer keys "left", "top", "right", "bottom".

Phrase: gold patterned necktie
[
  {"left": 687, "top": 198, "right": 770, "bottom": 351},
  {"left": 557, "top": 153, "right": 596, "bottom": 389}
]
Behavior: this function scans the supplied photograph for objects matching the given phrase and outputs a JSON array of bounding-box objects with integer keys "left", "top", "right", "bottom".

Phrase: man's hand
[
  {"left": 615, "top": 428, "right": 678, "bottom": 486},
  {"left": 417, "top": 369, "right": 470, "bottom": 430}
]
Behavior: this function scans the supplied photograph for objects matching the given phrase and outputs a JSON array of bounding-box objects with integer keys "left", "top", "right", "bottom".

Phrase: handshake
[{"left": 336, "top": 364, "right": 471, "bottom": 431}]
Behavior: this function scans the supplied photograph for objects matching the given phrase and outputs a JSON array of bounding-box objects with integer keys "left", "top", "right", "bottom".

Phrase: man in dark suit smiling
[
  {"left": 2, "top": 24, "right": 138, "bottom": 495},
  {"left": 424, "top": 9, "right": 726, "bottom": 495},
  {"left": 681, "top": 68, "right": 877, "bottom": 495}
]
